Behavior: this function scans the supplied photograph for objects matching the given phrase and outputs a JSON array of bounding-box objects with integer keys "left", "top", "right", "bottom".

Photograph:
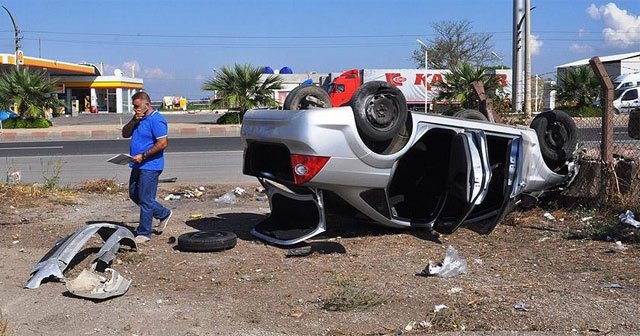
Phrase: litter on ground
[
  {"left": 215, "top": 192, "right": 236, "bottom": 204},
  {"left": 618, "top": 210, "right": 640, "bottom": 228},
  {"left": 417, "top": 245, "right": 467, "bottom": 278}
]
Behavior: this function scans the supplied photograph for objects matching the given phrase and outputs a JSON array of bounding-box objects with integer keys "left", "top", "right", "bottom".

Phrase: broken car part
[
  {"left": 25, "top": 223, "right": 136, "bottom": 289},
  {"left": 65, "top": 266, "right": 132, "bottom": 300}
]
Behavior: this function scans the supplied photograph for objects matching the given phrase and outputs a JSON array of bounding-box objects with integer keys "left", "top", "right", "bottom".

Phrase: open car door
[{"left": 432, "top": 130, "right": 492, "bottom": 234}]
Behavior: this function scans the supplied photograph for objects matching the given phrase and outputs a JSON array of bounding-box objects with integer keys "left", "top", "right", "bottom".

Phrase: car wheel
[
  {"left": 629, "top": 108, "right": 640, "bottom": 139},
  {"left": 530, "top": 110, "right": 577, "bottom": 169},
  {"left": 176, "top": 231, "right": 237, "bottom": 252},
  {"left": 453, "top": 109, "right": 488, "bottom": 121},
  {"left": 350, "top": 81, "right": 408, "bottom": 142},
  {"left": 283, "top": 84, "right": 332, "bottom": 110}
]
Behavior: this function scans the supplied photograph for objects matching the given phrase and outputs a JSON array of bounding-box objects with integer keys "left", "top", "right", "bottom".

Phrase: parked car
[{"left": 241, "top": 82, "right": 579, "bottom": 245}]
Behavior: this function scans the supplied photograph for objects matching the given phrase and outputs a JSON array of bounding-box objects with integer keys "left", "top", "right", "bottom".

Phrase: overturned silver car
[{"left": 241, "top": 82, "right": 578, "bottom": 245}]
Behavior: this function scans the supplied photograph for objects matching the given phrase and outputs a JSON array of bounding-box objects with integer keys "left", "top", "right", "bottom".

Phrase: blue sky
[{"left": 0, "top": 0, "right": 638, "bottom": 99}]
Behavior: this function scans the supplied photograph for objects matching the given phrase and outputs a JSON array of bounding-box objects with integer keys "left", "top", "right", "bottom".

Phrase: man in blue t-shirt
[{"left": 122, "top": 91, "right": 172, "bottom": 244}]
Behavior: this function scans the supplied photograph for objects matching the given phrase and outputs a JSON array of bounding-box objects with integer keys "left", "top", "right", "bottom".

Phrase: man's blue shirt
[{"left": 129, "top": 110, "right": 168, "bottom": 170}]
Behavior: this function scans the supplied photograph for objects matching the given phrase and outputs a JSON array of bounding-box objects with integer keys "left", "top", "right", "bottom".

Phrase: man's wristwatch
[{"left": 142, "top": 152, "right": 147, "bottom": 160}]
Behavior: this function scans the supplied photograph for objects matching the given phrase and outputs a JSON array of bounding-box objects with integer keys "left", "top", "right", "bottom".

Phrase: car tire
[
  {"left": 629, "top": 108, "right": 640, "bottom": 139},
  {"left": 350, "top": 81, "right": 408, "bottom": 142},
  {"left": 530, "top": 110, "right": 577, "bottom": 169},
  {"left": 176, "top": 231, "right": 237, "bottom": 252},
  {"left": 283, "top": 84, "right": 332, "bottom": 110},
  {"left": 453, "top": 109, "right": 488, "bottom": 121}
]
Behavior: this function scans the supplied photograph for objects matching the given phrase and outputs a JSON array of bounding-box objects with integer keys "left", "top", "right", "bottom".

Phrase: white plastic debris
[
  {"left": 543, "top": 212, "right": 555, "bottom": 220},
  {"left": 618, "top": 210, "right": 640, "bottom": 228},
  {"left": 233, "top": 187, "right": 245, "bottom": 196},
  {"left": 513, "top": 302, "right": 528, "bottom": 311},
  {"left": 434, "top": 304, "right": 448, "bottom": 312},
  {"left": 164, "top": 194, "right": 181, "bottom": 201},
  {"left": 6, "top": 170, "right": 20, "bottom": 184},
  {"left": 581, "top": 216, "right": 593, "bottom": 222},
  {"left": 419, "top": 246, "right": 467, "bottom": 278},
  {"left": 215, "top": 192, "right": 236, "bottom": 204},
  {"left": 447, "top": 287, "right": 462, "bottom": 294},
  {"left": 198, "top": 186, "right": 205, "bottom": 191},
  {"left": 418, "top": 321, "right": 432, "bottom": 329},
  {"left": 611, "top": 241, "right": 627, "bottom": 251}
]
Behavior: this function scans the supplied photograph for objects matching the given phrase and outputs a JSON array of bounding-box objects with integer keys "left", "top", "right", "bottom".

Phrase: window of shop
[
  {"left": 123, "top": 88, "right": 132, "bottom": 112},
  {"left": 96, "top": 89, "right": 117, "bottom": 112}
]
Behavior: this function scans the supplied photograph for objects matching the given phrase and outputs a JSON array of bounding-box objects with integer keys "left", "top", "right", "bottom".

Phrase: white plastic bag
[
  {"left": 420, "top": 245, "right": 467, "bottom": 278},
  {"left": 215, "top": 192, "right": 236, "bottom": 204}
]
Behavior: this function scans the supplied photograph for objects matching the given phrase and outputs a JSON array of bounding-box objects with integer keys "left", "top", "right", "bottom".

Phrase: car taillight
[{"left": 290, "top": 154, "right": 330, "bottom": 185}]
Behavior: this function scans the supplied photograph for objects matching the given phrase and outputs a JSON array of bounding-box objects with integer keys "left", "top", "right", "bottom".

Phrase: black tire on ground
[
  {"left": 453, "top": 109, "right": 488, "bottom": 121},
  {"left": 349, "top": 81, "right": 408, "bottom": 142},
  {"left": 629, "top": 108, "right": 640, "bottom": 139},
  {"left": 530, "top": 110, "right": 577, "bottom": 168},
  {"left": 177, "top": 231, "right": 237, "bottom": 252},
  {"left": 283, "top": 84, "right": 332, "bottom": 110}
]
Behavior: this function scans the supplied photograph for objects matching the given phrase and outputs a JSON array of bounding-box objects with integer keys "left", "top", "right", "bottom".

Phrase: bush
[
  {"left": 216, "top": 112, "right": 241, "bottom": 124},
  {"left": 1, "top": 117, "right": 52, "bottom": 129},
  {"left": 556, "top": 105, "right": 602, "bottom": 118}
]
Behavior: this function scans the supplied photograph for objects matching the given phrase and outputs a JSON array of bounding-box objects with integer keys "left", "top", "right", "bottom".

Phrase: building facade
[{"left": 0, "top": 53, "right": 143, "bottom": 115}]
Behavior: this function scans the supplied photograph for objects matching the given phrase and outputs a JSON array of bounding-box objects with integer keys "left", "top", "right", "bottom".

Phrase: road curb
[{"left": 0, "top": 125, "right": 241, "bottom": 142}]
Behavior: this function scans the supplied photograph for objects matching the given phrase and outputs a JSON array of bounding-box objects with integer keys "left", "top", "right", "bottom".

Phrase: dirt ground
[{"left": 1, "top": 182, "right": 639, "bottom": 335}]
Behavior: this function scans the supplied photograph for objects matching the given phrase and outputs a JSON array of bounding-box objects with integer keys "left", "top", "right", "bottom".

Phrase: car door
[
  {"left": 432, "top": 130, "right": 491, "bottom": 234},
  {"left": 620, "top": 88, "right": 639, "bottom": 114}
]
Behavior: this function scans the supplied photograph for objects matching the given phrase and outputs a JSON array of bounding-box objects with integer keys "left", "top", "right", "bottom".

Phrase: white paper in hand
[{"left": 107, "top": 153, "right": 133, "bottom": 165}]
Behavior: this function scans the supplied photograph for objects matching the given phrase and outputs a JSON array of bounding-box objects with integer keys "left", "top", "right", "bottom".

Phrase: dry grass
[
  {"left": 321, "top": 278, "right": 388, "bottom": 312},
  {"left": 0, "top": 183, "right": 77, "bottom": 210},
  {"left": 430, "top": 306, "right": 466, "bottom": 332},
  {"left": 77, "top": 179, "right": 123, "bottom": 194},
  {"left": 0, "top": 310, "right": 8, "bottom": 336}
]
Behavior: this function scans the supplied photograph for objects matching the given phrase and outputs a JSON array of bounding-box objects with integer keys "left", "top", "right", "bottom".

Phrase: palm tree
[
  {"left": 202, "top": 63, "right": 283, "bottom": 119},
  {"left": 0, "top": 67, "right": 63, "bottom": 119},
  {"left": 555, "top": 66, "right": 600, "bottom": 109},
  {"left": 434, "top": 62, "right": 503, "bottom": 110}
]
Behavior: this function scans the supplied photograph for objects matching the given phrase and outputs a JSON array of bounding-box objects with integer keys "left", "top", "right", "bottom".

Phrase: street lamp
[
  {"left": 416, "top": 39, "right": 428, "bottom": 112},
  {"left": 2, "top": 6, "right": 21, "bottom": 69},
  {"left": 491, "top": 51, "right": 504, "bottom": 69}
]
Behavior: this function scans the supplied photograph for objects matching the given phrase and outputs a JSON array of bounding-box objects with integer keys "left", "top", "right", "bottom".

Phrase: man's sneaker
[
  {"left": 155, "top": 210, "right": 172, "bottom": 234},
  {"left": 135, "top": 235, "right": 151, "bottom": 245}
]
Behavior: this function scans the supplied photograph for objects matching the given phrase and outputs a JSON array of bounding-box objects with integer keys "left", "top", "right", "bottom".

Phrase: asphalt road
[
  {"left": 0, "top": 137, "right": 252, "bottom": 185},
  {"left": 0, "top": 137, "right": 243, "bottom": 157}
]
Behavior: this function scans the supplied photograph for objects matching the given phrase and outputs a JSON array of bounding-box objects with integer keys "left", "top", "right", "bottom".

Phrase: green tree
[
  {"left": 434, "top": 63, "right": 503, "bottom": 110},
  {"left": 202, "top": 63, "right": 283, "bottom": 118},
  {"left": 555, "top": 66, "right": 601, "bottom": 109},
  {"left": 0, "top": 67, "right": 63, "bottom": 119},
  {"left": 412, "top": 20, "right": 494, "bottom": 69}
]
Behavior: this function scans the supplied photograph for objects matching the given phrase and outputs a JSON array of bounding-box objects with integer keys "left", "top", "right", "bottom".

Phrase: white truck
[
  {"left": 614, "top": 86, "right": 640, "bottom": 114},
  {"left": 613, "top": 72, "right": 640, "bottom": 91}
]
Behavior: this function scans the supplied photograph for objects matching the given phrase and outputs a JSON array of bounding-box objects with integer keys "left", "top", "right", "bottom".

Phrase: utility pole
[
  {"left": 524, "top": 0, "right": 532, "bottom": 119},
  {"left": 512, "top": 0, "right": 523, "bottom": 113},
  {"left": 416, "top": 39, "right": 428, "bottom": 112},
  {"left": 2, "top": 6, "right": 21, "bottom": 69}
]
